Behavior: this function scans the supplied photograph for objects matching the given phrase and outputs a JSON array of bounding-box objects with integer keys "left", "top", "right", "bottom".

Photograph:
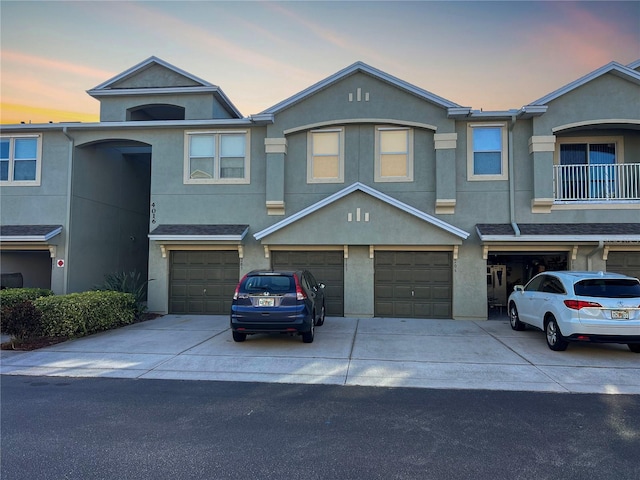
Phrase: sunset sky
[{"left": 1, "top": 1, "right": 639, "bottom": 124}]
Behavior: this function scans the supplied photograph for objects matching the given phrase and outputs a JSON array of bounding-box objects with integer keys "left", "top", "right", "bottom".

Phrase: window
[
  {"left": 467, "top": 123, "right": 508, "bottom": 180},
  {"left": 0, "top": 135, "right": 42, "bottom": 186},
  {"left": 555, "top": 136, "right": 623, "bottom": 200},
  {"left": 307, "top": 128, "right": 344, "bottom": 183},
  {"left": 375, "top": 126, "right": 413, "bottom": 182},
  {"left": 184, "top": 131, "right": 250, "bottom": 184}
]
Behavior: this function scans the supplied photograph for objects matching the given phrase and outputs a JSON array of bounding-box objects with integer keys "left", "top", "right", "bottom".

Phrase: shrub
[
  {"left": 35, "top": 291, "right": 136, "bottom": 338},
  {"left": 0, "top": 288, "right": 53, "bottom": 340},
  {"left": 1, "top": 300, "right": 43, "bottom": 341},
  {"left": 95, "top": 271, "right": 152, "bottom": 317}
]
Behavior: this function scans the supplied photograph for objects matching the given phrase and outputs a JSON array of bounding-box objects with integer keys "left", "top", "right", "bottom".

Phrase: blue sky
[{"left": 1, "top": 0, "right": 639, "bottom": 123}]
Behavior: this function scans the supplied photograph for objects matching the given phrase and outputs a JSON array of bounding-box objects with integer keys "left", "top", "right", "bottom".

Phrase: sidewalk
[{"left": 1, "top": 315, "right": 639, "bottom": 394}]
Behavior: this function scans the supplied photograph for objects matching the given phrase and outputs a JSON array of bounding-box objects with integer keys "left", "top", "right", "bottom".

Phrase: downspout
[
  {"left": 586, "top": 241, "right": 604, "bottom": 271},
  {"left": 62, "top": 127, "right": 74, "bottom": 293},
  {"left": 508, "top": 115, "right": 520, "bottom": 236}
]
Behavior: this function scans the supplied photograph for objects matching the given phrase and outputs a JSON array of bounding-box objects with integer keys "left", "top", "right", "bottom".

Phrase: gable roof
[
  {"left": 260, "top": 62, "right": 463, "bottom": 115},
  {"left": 87, "top": 56, "right": 242, "bottom": 118},
  {"left": 528, "top": 61, "right": 640, "bottom": 106},
  {"left": 254, "top": 182, "right": 470, "bottom": 241}
]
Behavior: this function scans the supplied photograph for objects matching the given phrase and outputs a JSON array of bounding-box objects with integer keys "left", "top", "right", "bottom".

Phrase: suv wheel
[
  {"left": 232, "top": 331, "right": 247, "bottom": 343},
  {"left": 316, "top": 304, "right": 325, "bottom": 326},
  {"left": 545, "top": 316, "right": 568, "bottom": 351},
  {"left": 302, "top": 317, "right": 315, "bottom": 343},
  {"left": 509, "top": 304, "right": 525, "bottom": 331}
]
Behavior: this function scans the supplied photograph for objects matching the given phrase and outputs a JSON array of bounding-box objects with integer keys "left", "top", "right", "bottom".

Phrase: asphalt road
[{"left": 1, "top": 376, "right": 639, "bottom": 480}]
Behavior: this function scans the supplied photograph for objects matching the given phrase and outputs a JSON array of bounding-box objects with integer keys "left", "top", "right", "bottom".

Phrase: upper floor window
[
  {"left": 375, "top": 126, "right": 414, "bottom": 182},
  {"left": 556, "top": 137, "right": 622, "bottom": 166},
  {"left": 467, "top": 123, "right": 508, "bottom": 181},
  {"left": 307, "top": 128, "right": 344, "bottom": 183},
  {"left": 128, "top": 104, "right": 185, "bottom": 121},
  {"left": 554, "top": 136, "right": 625, "bottom": 201},
  {"left": 0, "top": 134, "right": 42, "bottom": 186},
  {"left": 184, "top": 131, "right": 250, "bottom": 184}
]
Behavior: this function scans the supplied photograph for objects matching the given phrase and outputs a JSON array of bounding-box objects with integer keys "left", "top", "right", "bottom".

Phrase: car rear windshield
[
  {"left": 240, "top": 275, "right": 295, "bottom": 294},
  {"left": 574, "top": 279, "right": 640, "bottom": 298}
]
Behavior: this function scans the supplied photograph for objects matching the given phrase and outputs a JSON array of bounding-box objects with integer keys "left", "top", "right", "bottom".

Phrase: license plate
[
  {"left": 611, "top": 310, "right": 629, "bottom": 320},
  {"left": 258, "top": 297, "right": 275, "bottom": 307}
]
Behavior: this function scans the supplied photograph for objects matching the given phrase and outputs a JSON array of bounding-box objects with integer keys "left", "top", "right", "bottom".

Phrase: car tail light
[
  {"left": 293, "top": 274, "right": 307, "bottom": 300},
  {"left": 232, "top": 275, "right": 248, "bottom": 300},
  {"left": 564, "top": 300, "right": 602, "bottom": 310}
]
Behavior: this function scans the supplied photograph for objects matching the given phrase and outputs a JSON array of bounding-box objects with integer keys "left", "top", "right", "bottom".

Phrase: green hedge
[
  {"left": 34, "top": 291, "right": 136, "bottom": 338},
  {"left": 0, "top": 288, "right": 54, "bottom": 310}
]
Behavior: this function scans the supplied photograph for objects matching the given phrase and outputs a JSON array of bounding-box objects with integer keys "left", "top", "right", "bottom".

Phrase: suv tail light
[
  {"left": 293, "top": 274, "right": 307, "bottom": 301},
  {"left": 233, "top": 274, "right": 248, "bottom": 300},
  {"left": 564, "top": 300, "right": 602, "bottom": 310}
]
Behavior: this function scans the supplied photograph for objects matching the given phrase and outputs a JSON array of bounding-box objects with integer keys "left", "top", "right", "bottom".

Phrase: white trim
[
  {"left": 0, "top": 133, "right": 43, "bottom": 186},
  {"left": 0, "top": 226, "right": 62, "bottom": 242},
  {"left": 283, "top": 118, "right": 437, "bottom": 136},
  {"left": 553, "top": 135, "right": 624, "bottom": 165},
  {"left": 478, "top": 235, "right": 640, "bottom": 242},
  {"left": 307, "top": 128, "right": 345, "bottom": 184},
  {"left": 261, "top": 61, "right": 460, "bottom": 114},
  {"left": 552, "top": 119, "right": 640, "bottom": 133},
  {"left": 183, "top": 130, "right": 251, "bottom": 184},
  {"left": 374, "top": 126, "right": 414, "bottom": 183},
  {"left": 530, "top": 62, "right": 640, "bottom": 105},
  {"left": 254, "top": 182, "right": 470, "bottom": 241},
  {"left": 466, "top": 123, "right": 508, "bottom": 181}
]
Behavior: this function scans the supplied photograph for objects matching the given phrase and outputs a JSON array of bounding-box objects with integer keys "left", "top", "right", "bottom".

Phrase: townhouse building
[{"left": 2, "top": 57, "right": 639, "bottom": 319}]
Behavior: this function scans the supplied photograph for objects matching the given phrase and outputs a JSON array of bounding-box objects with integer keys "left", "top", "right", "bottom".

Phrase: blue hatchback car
[{"left": 230, "top": 270, "right": 326, "bottom": 343}]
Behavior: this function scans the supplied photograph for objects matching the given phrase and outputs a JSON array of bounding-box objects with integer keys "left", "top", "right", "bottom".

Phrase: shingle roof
[
  {"left": 148, "top": 224, "right": 249, "bottom": 240},
  {"left": 0, "top": 225, "right": 63, "bottom": 241},
  {"left": 476, "top": 223, "right": 640, "bottom": 240}
]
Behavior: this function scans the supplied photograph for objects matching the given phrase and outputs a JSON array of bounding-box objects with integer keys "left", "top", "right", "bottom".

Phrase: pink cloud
[{"left": 1, "top": 51, "right": 114, "bottom": 80}]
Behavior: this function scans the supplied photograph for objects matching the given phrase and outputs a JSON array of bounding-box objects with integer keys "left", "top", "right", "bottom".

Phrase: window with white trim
[
  {"left": 467, "top": 123, "right": 508, "bottom": 180},
  {"left": 184, "top": 130, "right": 250, "bottom": 184},
  {"left": 375, "top": 126, "right": 413, "bottom": 182},
  {"left": 307, "top": 128, "right": 344, "bottom": 183},
  {"left": 0, "top": 134, "right": 42, "bottom": 186}
]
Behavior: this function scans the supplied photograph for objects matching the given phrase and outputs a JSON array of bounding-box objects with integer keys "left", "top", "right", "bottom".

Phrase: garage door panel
[
  {"left": 170, "top": 250, "right": 239, "bottom": 315},
  {"left": 272, "top": 251, "right": 344, "bottom": 316},
  {"left": 413, "top": 286, "right": 432, "bottom": 299},
  {"left": 607, "top": 252, "right": 640, "bottom": 280},
  {"left": 375, "top": 251, "right": 452, "bottom": 319}
]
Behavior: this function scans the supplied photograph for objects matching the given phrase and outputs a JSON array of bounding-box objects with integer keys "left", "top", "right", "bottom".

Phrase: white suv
[{"left": 507, "top": 271, "right": 640, "bottom": 352}]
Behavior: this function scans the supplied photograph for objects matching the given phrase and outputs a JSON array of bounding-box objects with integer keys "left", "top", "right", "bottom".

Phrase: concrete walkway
[{"left": 1, "top": 315, "right": 639, "bottom": 394}]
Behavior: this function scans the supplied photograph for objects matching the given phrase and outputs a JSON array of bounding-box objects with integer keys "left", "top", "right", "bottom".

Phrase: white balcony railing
[{"left": 553, "top": 163, "right": 640, "bottom": 201}]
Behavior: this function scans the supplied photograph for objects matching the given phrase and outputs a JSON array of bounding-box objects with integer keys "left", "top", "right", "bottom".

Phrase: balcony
[{"left": 553, "top": 163, "right": 640, "bottom": 202}]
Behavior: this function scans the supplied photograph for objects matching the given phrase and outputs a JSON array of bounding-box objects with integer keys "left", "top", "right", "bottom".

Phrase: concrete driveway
[{"left": 1, "top": 315, "right": 639, "bottom": 394}]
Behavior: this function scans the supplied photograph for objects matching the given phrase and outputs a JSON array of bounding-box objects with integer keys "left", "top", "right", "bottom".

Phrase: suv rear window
[
  {"left": 240, "top": 275, "right": 295, "bottom": 294},
  {"left": 574, "top": 279, "right": 640, "bottom": 298}
]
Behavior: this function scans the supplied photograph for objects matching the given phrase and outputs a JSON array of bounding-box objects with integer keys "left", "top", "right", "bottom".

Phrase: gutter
[
  {"left": 586, "top": 240, "right": 604, "bottom": 271},
  {"left": 62, "top": 126, "right": 74, "bottom": 294},
  {"left": 508, "top": 115, "right": 520, "bottom": 236}
]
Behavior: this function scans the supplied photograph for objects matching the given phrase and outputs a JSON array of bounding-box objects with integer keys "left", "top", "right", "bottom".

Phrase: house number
[{"left": 151, "top": 202, "right": 157, "bottom": 224}]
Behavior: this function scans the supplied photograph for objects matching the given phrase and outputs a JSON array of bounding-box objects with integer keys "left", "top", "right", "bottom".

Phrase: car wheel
[
  {"left": 302, "top": 317, "right": 315, "bottom": 343},
  {"left": 628, "top": 344, "right": 640, "bottom": 353},
  {"left": 509, "top": 303, "right": 525, "bottom": 331},
  {"left": 545, "top": 317, "right": 568, "bottom": 351},
  {"left": 232, "top": 331, "right": 246, "bottom": 343},
  {"left": 316, "top": 304, "right": 325, "bottom": 326}
]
